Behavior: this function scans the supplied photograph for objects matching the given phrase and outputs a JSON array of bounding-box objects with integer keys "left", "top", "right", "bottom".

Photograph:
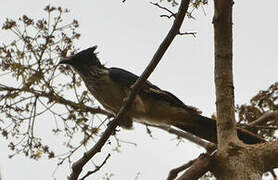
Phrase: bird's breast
[{"left": 86, "top": 77, "right": 126, "bottom": 113}]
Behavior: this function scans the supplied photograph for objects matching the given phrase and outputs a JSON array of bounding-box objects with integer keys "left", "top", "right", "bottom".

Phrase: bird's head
[{"left": 59, "top": 46, "right": 101, "bottom": 68}]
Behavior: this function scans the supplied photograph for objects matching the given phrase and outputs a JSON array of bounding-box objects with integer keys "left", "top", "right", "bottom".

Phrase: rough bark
[
  {"left": 212, "top": 144, "right": 263, "bottom": 180},
  {"left": 253, "top": 141, "right": 278, "bottom": 172},
  {"left": 212, "top": 0, "right": 263, "bottom": 179},
  {"left": 213, "top": 0, "right": 239, "bottom": 149},
  {"left": 177, "top": 153, "right": 212, "bottom": 180},
  {"left": 175, "top": 1, "right": 278, "bottom": 179}
]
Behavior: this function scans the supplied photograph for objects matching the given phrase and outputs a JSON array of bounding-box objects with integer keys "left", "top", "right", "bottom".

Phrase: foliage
[{"left": 0, "top": 5, "right": 106, "bottom": 160}]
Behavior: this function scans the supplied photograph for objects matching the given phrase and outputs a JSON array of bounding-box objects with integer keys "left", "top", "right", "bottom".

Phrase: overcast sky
[{"left": 0, "top": 0, "right": 277, "bottom": 180}]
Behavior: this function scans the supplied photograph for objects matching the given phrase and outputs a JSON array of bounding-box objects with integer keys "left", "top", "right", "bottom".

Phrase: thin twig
[
  {"left": 147, "top": 124, "right": 216, "bottom": 151},
  {"left": 150, "top": 2, "right": 176, "bottom": 19},
  {"left": 0, "top": 84, "right": 113, "bottom": 117},
  {"left": 68, "top": 0, "right": 191, "bottom": 179},
  {"left": 178, "top": 31, "right": 197, "bottom": 37}
]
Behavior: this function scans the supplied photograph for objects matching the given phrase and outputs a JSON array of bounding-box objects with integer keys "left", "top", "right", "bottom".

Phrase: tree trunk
[
  {"left": 213, "top": 0, "right": 238, "bottom": 149},
  {"left": 178, "top": 1, "right": 278, "bottom": 179},
  {"left": 212, "top": 0, "right": 263, "bottom": 179}
]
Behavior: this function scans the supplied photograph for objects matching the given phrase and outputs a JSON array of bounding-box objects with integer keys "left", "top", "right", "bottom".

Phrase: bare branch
[
  {"left": 79, "top": 153, "right": 111, "bottom": 180},
  {"left": 177, "top": 153, "right": 213, "bottom": 180},
  {"left": 178, "top": 31, "right": 197, "bottom": 37},
  {"left": 148, "top": 124, "right": 216, "bottom": 151},
  {"left": 241, "top": 124, "right": 278, "bottom": 130},
  {"left": 155, "top": 124, "right": 216, "bottom": 180},
  {"left": 68, "top": 0, "right": 191, "bottom": 179},
  {"left": 0, "top": 84, "right": 113, "bottom": 117},
  {"left": 68, "top": 118, "right": 118, "bottom": 180},
  {"left": 150, "top": 2, "right": 176, "bottom": 19},
  {"left": 167, "top": 158, "right": 196, "bottom": 180},
  {"left": 248, "top": 110, "right": 278, "bottom": 126}
]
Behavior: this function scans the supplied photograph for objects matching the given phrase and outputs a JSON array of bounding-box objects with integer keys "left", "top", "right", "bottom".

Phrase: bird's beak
[{"left": 59, "top": 57, "right": 73, "bottom": 65}]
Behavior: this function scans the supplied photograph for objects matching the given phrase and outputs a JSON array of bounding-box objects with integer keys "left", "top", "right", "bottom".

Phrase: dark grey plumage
[{"left": 59, "top": 46, "right": 263, "bottom": 144}]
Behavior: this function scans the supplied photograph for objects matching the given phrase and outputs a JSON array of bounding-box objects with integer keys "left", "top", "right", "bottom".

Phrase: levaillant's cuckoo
[{"left": 59, "top": 46, "right": 263, "bottom": 144}]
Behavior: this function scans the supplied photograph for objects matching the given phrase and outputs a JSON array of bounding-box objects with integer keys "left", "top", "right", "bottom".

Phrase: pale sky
[{"left": 0, "top": 0, "right": 277, "bottom": 180}]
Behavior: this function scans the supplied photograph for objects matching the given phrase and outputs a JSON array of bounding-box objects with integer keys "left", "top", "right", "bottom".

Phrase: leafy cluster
[{"left": 0, "top": 6, "right": 106, "bottom": 160}]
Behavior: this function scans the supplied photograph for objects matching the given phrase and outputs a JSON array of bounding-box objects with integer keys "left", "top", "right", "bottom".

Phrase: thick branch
[
  {"left": 252, "top": 141, "right": 278, "bottom": 172},
  {"left": 168, "top": 159, "right": 196, "bottom": 180},
  {"left": 177, "top": 153, "right": 213, "bottom": 180},
  {"left": 68, "top": 0, "right": 191, "bottom": 179}
]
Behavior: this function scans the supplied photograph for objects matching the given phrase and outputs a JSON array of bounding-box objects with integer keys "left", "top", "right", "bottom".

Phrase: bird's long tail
[{"left": 173, "top": 114, "right": 264, "bottom": 144}]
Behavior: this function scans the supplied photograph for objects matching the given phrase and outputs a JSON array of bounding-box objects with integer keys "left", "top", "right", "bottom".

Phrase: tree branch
[
  {"left": 178, "top": 31, "right": 197, "bottom": 37},
  {"left": 150, "top": 2, "right": 176, "bottom": 19},
  {"left": 148, "top": 124, "right": 216, "bottom": 180},
  {"left": 252, "top": 141, "right": 278, "bottom": 172},
  {"left": 248, "top": 110, "right": 278, "bottom": 126},
  {"left": 167, "top": 158, "right": 196, "bottom": 180},
  {"left": 0, "top": 84, "right": 113, "bottom": 117},
  {"left": 68, "top": 0, "right": 191, "bottom": 179},
  {"left": 148, "top": 124, "right": 216, "bottom": 151},
  {"left": 177, "top": 153, "right": 213, "bottom": 180},
  {"left": 79, "top": 153, "right": 111, "bottom": 180}
]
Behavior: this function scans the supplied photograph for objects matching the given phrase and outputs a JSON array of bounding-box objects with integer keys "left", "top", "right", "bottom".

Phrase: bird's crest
[
  {"left": 74, "top": 45, "right": 101, "bottom": 66},
  {"left": 78, "top": 46, "right": 98, "bottom": 57}
]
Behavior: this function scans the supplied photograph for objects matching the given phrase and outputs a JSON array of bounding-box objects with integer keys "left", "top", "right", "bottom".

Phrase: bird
[{"left": 59, "top": 46, "right": 263, "bottom": 144}]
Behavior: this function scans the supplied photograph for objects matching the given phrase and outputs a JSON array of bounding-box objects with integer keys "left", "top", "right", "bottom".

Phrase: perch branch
[{"left": 69, "top": 0, "right": 191, "bottom": 179}]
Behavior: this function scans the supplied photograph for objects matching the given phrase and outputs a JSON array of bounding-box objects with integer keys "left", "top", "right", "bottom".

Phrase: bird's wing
[
  {"left": 108, "top": 67, "right": 199, "bottom": 113},
  {"left": 109, "top": 67, "right": 145, "bottom": 88},
  {"left": 108, "top": 67, "right": 160, "bottom": 89}
]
